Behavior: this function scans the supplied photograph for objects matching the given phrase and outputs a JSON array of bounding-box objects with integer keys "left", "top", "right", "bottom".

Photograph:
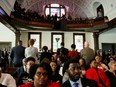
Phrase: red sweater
[
  {"left": 18, "top": 81, "right": 60, "bottom": 87},
  {"left": 85, "top": 68, "right": 110, "bottom": 87},
  {"left": 68, "top": 50, "right": 79, "bottom": 59}
]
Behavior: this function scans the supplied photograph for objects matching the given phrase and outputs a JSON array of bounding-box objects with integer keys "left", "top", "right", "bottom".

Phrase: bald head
[{"left": 84, "top": 41, "right": 89, "bottom": 48}]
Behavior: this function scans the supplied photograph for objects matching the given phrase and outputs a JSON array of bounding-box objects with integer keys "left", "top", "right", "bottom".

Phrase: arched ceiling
[{"left": 19, "top": 0, "right": 94, "bottom": 18}]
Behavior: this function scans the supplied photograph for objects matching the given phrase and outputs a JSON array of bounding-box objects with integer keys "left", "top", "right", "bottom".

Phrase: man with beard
[{"left": 61, "top": 59, "right": 98, "bottom": 87}]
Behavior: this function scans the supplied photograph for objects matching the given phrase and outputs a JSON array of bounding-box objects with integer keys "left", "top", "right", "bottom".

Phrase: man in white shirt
[{"left": 0, "top": 67, "right": 17, "bottom": 87}]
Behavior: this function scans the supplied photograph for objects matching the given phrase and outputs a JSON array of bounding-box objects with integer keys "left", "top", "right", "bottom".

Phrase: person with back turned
[{"left": 10, "top": 40, "right": 25, "bottom": 67}]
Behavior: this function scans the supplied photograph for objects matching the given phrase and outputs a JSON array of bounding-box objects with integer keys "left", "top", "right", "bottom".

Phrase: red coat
[
  {"left": 85, "top": 68, "right": 110, "bottom": 87},
  {"left": 18, "top": 81, "right": 60, "bottom": 87}
]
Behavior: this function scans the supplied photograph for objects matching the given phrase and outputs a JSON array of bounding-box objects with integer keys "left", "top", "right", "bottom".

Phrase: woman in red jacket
[
  {"left": 85, "top": 59, "right": 110, "bottom": 87},
  {"left": 18, "top": 63, "right": 60, "bottom": 87}
]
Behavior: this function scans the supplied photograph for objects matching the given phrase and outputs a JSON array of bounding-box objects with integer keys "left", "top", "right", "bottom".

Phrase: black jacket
[{"left": 61, "top": 78, "right": 98, "bottom": 87}]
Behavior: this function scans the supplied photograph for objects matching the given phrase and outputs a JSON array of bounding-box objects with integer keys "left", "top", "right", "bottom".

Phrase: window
[
  {"left": 51, "top": 33, "right": 64, "bottom": 52},
  {"left": 28, "top": 32, "right": 41, "bottom": 51},
  {"left": 73, "top": 33, "right": 85, "bottom": 52},
  {"left": 45, "top": 4, "right": 66, "bottom": 17}
]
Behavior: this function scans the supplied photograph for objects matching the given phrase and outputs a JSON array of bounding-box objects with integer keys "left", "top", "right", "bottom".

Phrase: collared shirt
[
  {"left": 59, "top": 63, "right": 64, "bottom": 76},
  {"left": 69, "top": 78, "right": 82, "bottom": 87}
]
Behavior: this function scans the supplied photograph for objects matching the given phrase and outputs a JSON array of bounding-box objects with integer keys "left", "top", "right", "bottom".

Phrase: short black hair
[
  {"left": 58, "top": 56, "right": 65, "bottom": 63},
  {"left": 71, "top": 44, "right": 76, "bottom": 49},
  {"left": 42, "top": 46, "right": 48, "bottom": 51},
  {"left": 63, "top": 59, "right": 79, "bottom": 75},
  {"left": 61, "top": 42, "right": 64, "bottom": 46},
  {"left": 29, "top": 62, "right": 52, "bottom": 80},
  {"left": 25, "top": 57, "right": 35, "bottom": 64}
]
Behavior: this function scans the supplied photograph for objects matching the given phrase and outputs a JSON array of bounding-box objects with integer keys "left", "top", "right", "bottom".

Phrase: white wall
[
  {"left": 0, "top": 22, "right": 15, "bottom": 47},
  {"left": 42, "top": 31, "right": 51, "bottom": 49},
  {"left": 99, "top": 27, "right": 116, "bottom": 49},
  {"left": 20, "top": 31, "right": 94, "bottom": 50},
  {"left": 20, "top": 31, "right": 28, "bottom": 47}
]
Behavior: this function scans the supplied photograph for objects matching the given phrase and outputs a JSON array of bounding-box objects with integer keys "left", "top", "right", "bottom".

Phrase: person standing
[
  {"left": 57, "top": 42, "right": 69, "bottom": 62},
  {"left": 10, "top": 40, "right": 25, "bottom": 67},
  {"left": 80, "top": 41, "right": 95, "bottom": 66},
  {"left": 40, "top": 46, "right": 52, "bottom": 63},
  {"left": 68, "top": 44, "right": 79, "bottom": 60},
  {"left": 1, "top": 48, "right": 9, "bottom": 69},
  {"left": 25, "top": 39, "right": 38, "bottom": 63}
]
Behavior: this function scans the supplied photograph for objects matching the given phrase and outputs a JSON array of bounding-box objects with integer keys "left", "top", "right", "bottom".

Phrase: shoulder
[
  {"left": 61, "top": 80, "right": 70, "bottom": 87},
  {"left": 18, "top": 82, "right": 33, "bottom": 87},
  {"left": 47, "top": 82, "right": 60, "bottom": 87},
  {"left": 2, "top": 73, "right": 14, "bottom": 78},
  {"left": 81, "top": 78, "right": 98, "bottom": 87}
]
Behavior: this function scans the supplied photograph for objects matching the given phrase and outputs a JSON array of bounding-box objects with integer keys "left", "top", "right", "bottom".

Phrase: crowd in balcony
[{"left": 11, "top": 1, "right": 106, "bottom": 25}]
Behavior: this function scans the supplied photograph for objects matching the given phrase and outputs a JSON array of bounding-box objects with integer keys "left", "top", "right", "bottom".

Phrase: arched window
[{"left": 45, "top": 4, "right": 66, "bottom": 17}]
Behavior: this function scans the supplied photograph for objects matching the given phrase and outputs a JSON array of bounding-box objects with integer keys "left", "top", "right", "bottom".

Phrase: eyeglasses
[{"left": 35, "top": 72, "right": 48, "bottom": 77}]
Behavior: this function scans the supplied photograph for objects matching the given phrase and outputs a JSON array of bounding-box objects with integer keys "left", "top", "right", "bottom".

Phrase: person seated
[
  {"left": 79, "top": 58, "right": 89, "bottom": 78},
  {"left": 17, "top": 57, "right": 35, "bottom": 86},
  {"left": 111, "top": 77, "right": 116, "bottom": 87},
  {"left": 0, "top": 67, "right": 17, "bottom": 87},
  {"left": 61, "top": 59, "right": 98, "bottom": 87},
  {"left": 57, "top": 56, "right": 65, "bottom": 76},
  {"left": 105, "top": 61, "right": 116, "bottom": 83},
  {"left": 50, "top": 61, "right": 62, "bottom": 85},
  {"left": 12, "top": 58, "right": 26, "bottom": 79},
  {"left": 18, "top": 62, "right": 60, "bottom": 87},
  {"left": 95, "top": 55, "right": 109, "bottom": 71},
  {"left": 85, "top": 59, "right": 110, "bottom": 87}
]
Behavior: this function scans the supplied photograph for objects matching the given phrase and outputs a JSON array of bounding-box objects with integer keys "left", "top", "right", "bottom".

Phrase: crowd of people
[
  {"left": 0, "top": 39, "right": 116, "bottom": 87},
  {"left": 11, "top": 1, "right": 105, "bottom": 26}
]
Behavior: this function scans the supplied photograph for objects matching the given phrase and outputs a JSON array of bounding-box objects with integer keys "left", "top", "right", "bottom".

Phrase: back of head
[
  {"left": 29, "top": 39, "right": 35, "bottom": 46},
  {"left": 84, "top": 41, "right": 89, "bottom": 48},
  {"left": 25, "top": 57, "right": 35, "bottom": 64},
  {"left": 71, "top": 44, "right": 76, "bottom": 49},
  {"left": 42, "top": 46, "right": 48, "bottom": 51},
  {"left": 18, "top": 40, "right": 22, "bottom": 46},
  {"left": 61, "top": 42, "right": 64, "bottom": 47}
]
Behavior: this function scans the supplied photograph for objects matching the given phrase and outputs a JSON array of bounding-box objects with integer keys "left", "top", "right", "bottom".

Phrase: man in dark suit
[
  {"left": 10, "top": 40, "right": 25, "bottom": 67},
  {"left": 61, "top": 59, "right": 98, "bottom": 87},
  {"left": 1, "top": 48, "right": 9, "bottom": 68}
]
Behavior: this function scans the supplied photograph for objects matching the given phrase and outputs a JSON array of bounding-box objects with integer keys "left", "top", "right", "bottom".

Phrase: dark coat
[
  {"left": 10, "top": 45, "right": 25, "bottom": 67},
  {"left": 57, "top": 47, "right": 69, "bottom": 56},
  {"left": 61, "top": 78, "right": 98, "bottom": 87},
  {"left": 12, "top": 66, "right": 25, "bottom": 78},
  {"left": 1, "top": 51, "right": 9, "bottom": 67}
]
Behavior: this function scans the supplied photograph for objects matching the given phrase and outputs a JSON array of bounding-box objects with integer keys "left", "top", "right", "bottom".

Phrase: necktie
[{"left": 73, "top": 83, "right": 78, "bottom": 87}]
